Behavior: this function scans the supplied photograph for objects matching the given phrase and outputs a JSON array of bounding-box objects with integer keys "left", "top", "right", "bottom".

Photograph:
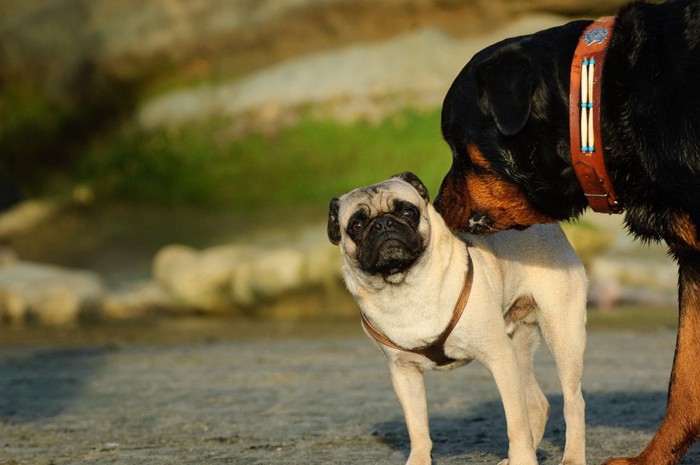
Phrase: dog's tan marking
[
  {"left": 670, "top": 211, "right": 700, "bottom": 250},
  {"left": 435, "top": 170, "right": 472, "bottom": 231},
  {"left": 451, "top": 145, "right": 556, "bottom": 232}
]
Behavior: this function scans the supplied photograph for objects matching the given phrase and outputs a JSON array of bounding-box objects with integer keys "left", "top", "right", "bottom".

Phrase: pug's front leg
[{"left": 389, "top": 361, "right": 432, "bottom": 465}]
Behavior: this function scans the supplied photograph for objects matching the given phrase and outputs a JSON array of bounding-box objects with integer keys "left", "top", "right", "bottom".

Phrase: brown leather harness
[
  {"left": 360, "top": 250, "right": 474, "bottom": 366},
  {"left": 569, "top": 16, "right": 623, "bottom": 214}
]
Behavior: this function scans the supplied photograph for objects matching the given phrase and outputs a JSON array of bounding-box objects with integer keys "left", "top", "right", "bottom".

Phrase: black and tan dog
[{"left": 435, "top": 1, "right": 700, "bottom": 464}]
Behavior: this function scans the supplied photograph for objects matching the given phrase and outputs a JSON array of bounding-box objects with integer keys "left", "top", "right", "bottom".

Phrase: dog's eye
[
  {"left": 350, "top": 220, "right": 365, "bottom": 233},
  {"left": 401, "top": 207, "right": 419, "bottom": 221}
]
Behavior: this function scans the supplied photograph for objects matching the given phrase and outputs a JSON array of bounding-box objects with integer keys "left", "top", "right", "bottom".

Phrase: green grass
[
  {"left": 587, "top": 306, "right": 678, "bottom": 332},
  {"left": 74, "top": 109, "right": 452, "bottom": 209}
]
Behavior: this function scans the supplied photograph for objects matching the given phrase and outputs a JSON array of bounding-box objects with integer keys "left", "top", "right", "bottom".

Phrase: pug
[{"left": 327, "top": 172, "right": 587, "bottom": 465}]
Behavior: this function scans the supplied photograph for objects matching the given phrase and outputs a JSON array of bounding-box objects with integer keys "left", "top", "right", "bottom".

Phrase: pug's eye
[
  {"left": 350, "top": 220, "right": 365, "bottom": 233},
  {"left": 401, "top": 206, "right": 419, "bottom": 221}
]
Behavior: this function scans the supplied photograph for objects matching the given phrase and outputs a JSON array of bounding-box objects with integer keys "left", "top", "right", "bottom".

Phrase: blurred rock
[
  {"left": 153, "top": 244, "right": 252, "bottom": 313},
  {"left": 0, "top": 262, "right": 104, "bottom": 325},
  {"left": 305, "top": 241, "right": 344, "bottom": 288},
  {"left": 0, "top": 0, "right": 627, "bottom": 96},
  {"left": 231, "top": 248, "right": 306, "bottom": 306},
  {"left": 138, "top": 16, "right": 573, "bottom": 133},
  {"left": 0, "top": 217, "right": 683, "bottom": 325},
  {"left": 153, "top": 231, "right": 343, "bottom": 315},
  {"left": 103, "top": 282, "right": 177, "bottom": 319},
  {"left": 0, "top": 200, "right": 62, "bottom": 239}
]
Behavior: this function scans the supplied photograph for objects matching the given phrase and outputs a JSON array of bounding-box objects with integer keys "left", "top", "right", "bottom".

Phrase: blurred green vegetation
[
  {"left": 586, "top": 306, "right": 678, "bottom": 331},
  {"left": 561, "top": 220, "right": 614, "bottom": 270},
  {"left": 71, "top": 109, "right": 451, "bottom": 210},
  {"left": 0, "top": 72, "right": 141, "bottom": 192},
  {"left": 5, "top": 93, "right": 614, "bottom": 264}
]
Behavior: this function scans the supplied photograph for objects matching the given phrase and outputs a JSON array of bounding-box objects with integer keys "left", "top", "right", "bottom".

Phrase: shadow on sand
[
  {"left": 0, "top": 347, "right": 110, "bottom": 422},
  {"left": 372, "top": 390, "right": 695, "bottom": 463}
]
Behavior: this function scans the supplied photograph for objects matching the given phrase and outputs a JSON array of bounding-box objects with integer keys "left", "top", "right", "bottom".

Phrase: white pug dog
[{"left": 327, "top": 172, "right": 587, "bottom": 465}]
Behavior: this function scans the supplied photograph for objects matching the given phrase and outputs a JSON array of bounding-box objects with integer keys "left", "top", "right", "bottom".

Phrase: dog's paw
[
  {"left": 498, "top": 454, "right": 539, "bottom": 465},
  {"left": 405, "top": 449, "right": 432, "bottom": 465}
]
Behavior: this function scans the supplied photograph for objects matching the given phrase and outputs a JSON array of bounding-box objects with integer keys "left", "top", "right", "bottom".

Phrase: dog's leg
[
  {"left": 486, "top": 336, "right": 539, "bottom": 465},
  {"left": 388, "top": 362, "right": 433, "bottom": 465},
  {"left": 512, "top": 323, "right": 550, "bottom": 449},
  {"left": 603, "top": 258, "right": 700, "bottom": 465},
  {"left": 539, "top": 304, "right": 586, "bottom": 465}
]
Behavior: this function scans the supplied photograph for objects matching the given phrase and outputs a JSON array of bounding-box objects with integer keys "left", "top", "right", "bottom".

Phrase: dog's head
[
  {"left": 435, "top": 22, "right": 591, "bottom": 234},
  {"left": 328, "top": 172, "right": 432, "bottom": 280}
]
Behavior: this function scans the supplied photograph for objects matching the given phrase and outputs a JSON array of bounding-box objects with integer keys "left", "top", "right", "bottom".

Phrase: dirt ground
[{"left": 1, "top": 322, "right": 699, "bottom": 465}]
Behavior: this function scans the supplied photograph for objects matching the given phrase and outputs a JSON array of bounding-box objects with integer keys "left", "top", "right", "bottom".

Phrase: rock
[
  {"left": 0, "top": 200, "right": 62, "bottom": 239},
  {"left": 0, "top": 262, "right": 104, "bottom": 325},
  {"left": 152, "top": 244, "right": 197, "bottom": 288},
  {"left": 153, "top": 233, "right": 345, "bottom": 315},
  {"left": 153, "top": 244, "right": 253, "bottom": 313},
  {"left": 138, "top": 17, "right": 575, "bottom": 132},
  {"left": 304, "top": 241, "right": 343, "bottom": 288},
  {"left": 1, "top": 1, "right": 627, "bottom": 100},
  {"left": 103, "top": 282, "right": 178, "bottom": 319},
  {"left": 232, "top": 248, "right": 306, "bottom": 305}
]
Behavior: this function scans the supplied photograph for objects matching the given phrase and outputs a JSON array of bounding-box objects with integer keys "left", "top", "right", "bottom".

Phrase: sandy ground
[{"left": 1, "top": 323, "right": 699, "bottom": 465}]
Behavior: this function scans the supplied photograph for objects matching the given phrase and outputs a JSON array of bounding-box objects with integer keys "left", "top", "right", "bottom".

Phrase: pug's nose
[{"left": 372, "top": 216, "right": 395, "bottom": 232}]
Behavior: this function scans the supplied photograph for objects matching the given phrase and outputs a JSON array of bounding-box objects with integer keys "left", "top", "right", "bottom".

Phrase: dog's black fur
[
  {"left": 437, "top": 0, "right": 700, "bottom": 258},
  {"left": 434, "top": 1, "right": 700, "bottom": 464}
]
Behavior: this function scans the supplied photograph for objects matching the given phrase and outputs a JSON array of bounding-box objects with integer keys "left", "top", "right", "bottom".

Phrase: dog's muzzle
[{"left": 358, "top": 215, "right": 423, "bottom": 276}]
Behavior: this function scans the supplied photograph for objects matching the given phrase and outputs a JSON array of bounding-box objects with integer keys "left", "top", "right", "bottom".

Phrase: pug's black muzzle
[{"left": 357, "top": 215, "right": 424, "bottom": 276}]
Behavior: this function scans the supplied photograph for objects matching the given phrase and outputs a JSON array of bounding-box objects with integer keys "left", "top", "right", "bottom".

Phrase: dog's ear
[
  {"left": 327, "top": 198, "right": 341, "bottom": 245},
  {"left": 392, "top": 171, "right": 430, "bottom": 203},
  {"left": 475, "top": 45, "right": 536, "bottom": 136}
]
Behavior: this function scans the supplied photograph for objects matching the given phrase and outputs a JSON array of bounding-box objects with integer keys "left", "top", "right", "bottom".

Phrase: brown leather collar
[
  {"left": 569, "top": 17, "right": 623, "bottom": 214},
  {"left": 360, "top": 249, "right": 473, "bottom": 366}
]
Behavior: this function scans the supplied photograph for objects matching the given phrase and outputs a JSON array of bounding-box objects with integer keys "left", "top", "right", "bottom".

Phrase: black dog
[{"left": 435, "top": 1, "right": 700, "bottom": 464}]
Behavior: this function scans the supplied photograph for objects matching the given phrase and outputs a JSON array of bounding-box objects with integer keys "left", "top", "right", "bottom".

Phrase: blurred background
[{"left": 0, "top": 0, "right": 678, "bottom": 339}]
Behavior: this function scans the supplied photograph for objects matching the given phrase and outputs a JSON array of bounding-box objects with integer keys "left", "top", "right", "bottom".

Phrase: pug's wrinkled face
[{"left": 328, "top": 172, "right": 432, "bottom": 278}]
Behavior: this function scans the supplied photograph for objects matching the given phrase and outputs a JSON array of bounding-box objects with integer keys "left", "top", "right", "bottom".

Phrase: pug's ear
[
  {"left": 327, "top": 198, "right": 341, "bottom": 245},
  {"left": 475, "top": 45, "right": 536, "bottom": 136},
  {"left": 392, "top": 171, "right": 430, "bottom": 203}
]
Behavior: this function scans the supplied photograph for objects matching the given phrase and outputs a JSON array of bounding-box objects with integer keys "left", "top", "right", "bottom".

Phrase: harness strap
[{"left": 360, "top": 249, "right": 474, "bottom": 366}]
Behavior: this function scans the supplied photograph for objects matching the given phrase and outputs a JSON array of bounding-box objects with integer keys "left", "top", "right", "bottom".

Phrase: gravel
[{"left": 1, "top": 325, "right": 699, "bottom": 464}]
